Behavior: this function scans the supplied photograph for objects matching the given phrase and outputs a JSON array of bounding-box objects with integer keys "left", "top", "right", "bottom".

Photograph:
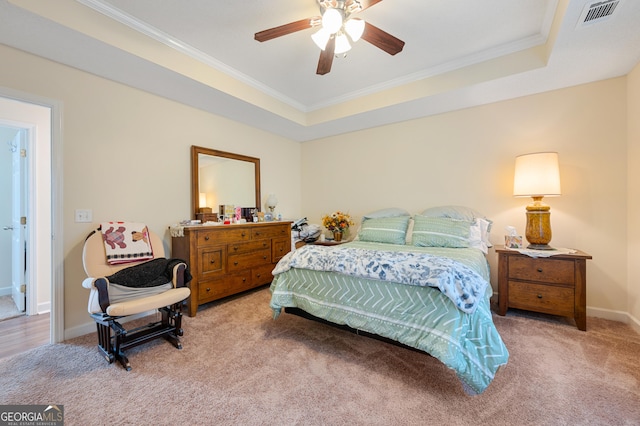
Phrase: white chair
[{"left": 82, "top": 228, "right": 190, "bottom": 370}]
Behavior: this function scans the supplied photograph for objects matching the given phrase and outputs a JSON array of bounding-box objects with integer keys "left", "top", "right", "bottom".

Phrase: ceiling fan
[{"left": 254, "top": 0, "right": 405, "bottom": 75}]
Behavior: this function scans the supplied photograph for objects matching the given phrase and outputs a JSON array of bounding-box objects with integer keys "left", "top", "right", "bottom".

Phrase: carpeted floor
[
  {"left": 0, "top": 287, "right": 638, "bottom": 425},
  {"left": 0, "top": 295, "right": 23, "bottom": 321}
]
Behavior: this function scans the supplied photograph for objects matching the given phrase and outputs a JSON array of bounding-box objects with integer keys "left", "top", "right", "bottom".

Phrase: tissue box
[{"left": 505, "top": 235, "right": 523, "bottom": 249}]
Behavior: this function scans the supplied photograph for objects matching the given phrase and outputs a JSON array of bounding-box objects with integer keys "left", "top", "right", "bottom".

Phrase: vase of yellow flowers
[{"left": 321, "top": 211, "right": 354, "bottom": 241}]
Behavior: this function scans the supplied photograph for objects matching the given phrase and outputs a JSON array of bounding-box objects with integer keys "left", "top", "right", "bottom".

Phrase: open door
[{"left": 10, "top": 129, "right": 26, "bottom": 313}]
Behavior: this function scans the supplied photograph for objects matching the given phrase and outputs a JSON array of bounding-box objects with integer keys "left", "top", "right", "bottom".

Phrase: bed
[{"left": 269, "top": 207, "right": 509, "bottom": 395}]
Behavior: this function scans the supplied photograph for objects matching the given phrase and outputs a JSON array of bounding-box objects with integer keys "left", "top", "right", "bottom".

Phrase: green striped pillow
[
  {"left": 358, "top": 216, "right": 410, "bottom": 245},
  {"left": 412, "top": 215, "right": 470, "bottom": 248}
]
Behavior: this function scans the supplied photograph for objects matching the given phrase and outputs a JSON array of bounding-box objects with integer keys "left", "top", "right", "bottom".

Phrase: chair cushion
[{"left": 105, "top": 287, "right": 190, "bottom": 317}]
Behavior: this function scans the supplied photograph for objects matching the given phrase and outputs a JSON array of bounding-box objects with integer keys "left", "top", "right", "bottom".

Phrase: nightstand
[{"left": 496, "top": 246, "right": 592, "bottom": 331}]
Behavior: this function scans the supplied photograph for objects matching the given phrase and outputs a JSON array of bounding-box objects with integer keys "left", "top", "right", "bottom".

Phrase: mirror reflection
[{"left": 191, "top": 146, "right": 261, "bottom": 220}]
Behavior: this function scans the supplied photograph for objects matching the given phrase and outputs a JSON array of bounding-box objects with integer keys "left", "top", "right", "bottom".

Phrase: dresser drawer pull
[
  {"left": 233, "top": 246, "right": 239, "bottom": 251},
  {"left": 263, "top": 256, "right": 267, "bottom": 260},
  {"left": 256, "top": 273, "right": 261, "bottom": 278},
  {"left": 210, "top": 260, "right": 215, "bottom": 264},
  {"left": 206, "top": 287, "right": 211, "bottom": 292},
  {"left": 234, "top": 261, "right": 239, "bottom": 266},
  {"left": 242, "top": 232, "right": 246, "bottom": 237},
  {"left": 255, "top": 232, "right": 260, "bottom": 236},
  {"left": 204, "top": 236, "right": 210, "bottom": 241},
  {"left": 537, "top": 294, "right": 543, "bottom": 299},
  {"left": 537, "top": 268, "right": 543, "bottom": 273},
  {"left": 242, "top": 278, "right": 246, "bottom": 282}
]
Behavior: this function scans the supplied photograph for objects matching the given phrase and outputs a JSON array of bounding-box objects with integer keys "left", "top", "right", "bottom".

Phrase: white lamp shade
[
  {"left": 322, "top": 8, "right": 343, "bottom": 34},
  {"left": 199, "top": 192, "right": 208, "bottom": 208},
  {"left": 513, "top": 152, "right": 561, "bottom": 197},
  {"left": 344, "top": 18, "right": 365, "bottom": 42},
  {"left": 266, "top": 194, "right": 278, "bottom": 208},
  {"left": 311, "top": 28, "right": 331, "bottom": 50},
  {"left": 334, "top": 33, "right": 351, "bottom": 54}
]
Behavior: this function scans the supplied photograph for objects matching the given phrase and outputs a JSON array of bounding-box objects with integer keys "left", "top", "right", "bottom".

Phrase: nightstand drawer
[
  {"left": 508, "top": 281, "right": 574, "bottom": 316},
  {"left": 508, "top": 257, "right": 574, "bottom": 285}
]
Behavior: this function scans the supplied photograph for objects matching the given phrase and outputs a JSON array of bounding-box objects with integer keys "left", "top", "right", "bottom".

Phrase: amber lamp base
[{"left": 525, "top": 196, "right": 554, "bottom": 250}]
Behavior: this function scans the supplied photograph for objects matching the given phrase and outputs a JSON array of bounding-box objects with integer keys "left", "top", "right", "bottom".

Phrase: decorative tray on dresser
[
  {"left": 172, "top": 221, "right": 291, "bottom": 317},
  {"left": 496, "top": 246, "right": 592, "bottom": 331}
]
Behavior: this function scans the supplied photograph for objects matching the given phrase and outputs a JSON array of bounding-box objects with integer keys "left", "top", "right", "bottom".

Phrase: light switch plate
[{"left": 75, "top": 209, "right": 93, "bottom": 223}]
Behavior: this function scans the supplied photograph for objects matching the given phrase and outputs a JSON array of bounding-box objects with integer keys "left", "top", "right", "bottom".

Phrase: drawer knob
[
  {"left": 234, "top": 261, "right": 239, "bottom": 266},
  {"left": 263, "top": 256, "right": 267, "bottom": 260},
  {"left": 537, "top": 268, "right": 543, "bottom": 273},
  {"left": 256, "top": 274, "right": 261, "bottom": 278},
  {"left": 206, "top": 287, "right": 211, "bottom": 292},
  {"left": 255, "top": 232, "right": 260, "bottom": 236},
  {"left": 537, "top": 294, "right": 543, "bottom": 299},
  {"left": 210, "top": 260, "right": 215, "bottom": 264},
  {"left": 233, "top": 246, "right": 239, "bottom": 251},
  {"left": 242, "top": 277, "right": 246, "bottom": 282},
  {"left": 204, "top": 236, "right": 210, "bottom": 241},
  {"left": 242, "top": 232, "right": 246, "bottom": 237}
]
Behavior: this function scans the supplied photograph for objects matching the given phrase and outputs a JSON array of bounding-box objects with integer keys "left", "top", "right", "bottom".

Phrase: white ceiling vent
[{"left": 577, "top": 0, "right": 621, "bottom": 28}]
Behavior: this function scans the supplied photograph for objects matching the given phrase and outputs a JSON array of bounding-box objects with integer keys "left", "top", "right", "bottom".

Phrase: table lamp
[
  {"left": 266, "top": 194, "right": 278, "bottom": 213},
  {"left": 513, "top": 152, "right": 561, "bottom": 250}
]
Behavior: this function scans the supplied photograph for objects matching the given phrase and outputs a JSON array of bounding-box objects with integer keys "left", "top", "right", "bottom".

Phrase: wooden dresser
[
  {"left": 496, "top": 246, "right": 592, "bottom": 330},
  {"left": 172, "top": 221, "right": 291, "bottom": 317}
]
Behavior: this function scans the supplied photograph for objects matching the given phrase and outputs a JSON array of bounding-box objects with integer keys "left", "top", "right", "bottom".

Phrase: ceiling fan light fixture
[
  {"left": 344, "top": 18, "right": 365, "bottom": 42},
  {"left": 311, "top": 28, "right": 331, "bottom": 50},
  {"left": 334, "top": 33, "right": 351, "bottom": 54},
  {"left": 322, "top": 8, "right": 343, "bottom": 34}
]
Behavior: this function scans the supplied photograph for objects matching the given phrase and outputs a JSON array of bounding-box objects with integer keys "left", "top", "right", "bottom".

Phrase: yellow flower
[{"left": 321, "top": 211, "right": 354, "bottom": 232}]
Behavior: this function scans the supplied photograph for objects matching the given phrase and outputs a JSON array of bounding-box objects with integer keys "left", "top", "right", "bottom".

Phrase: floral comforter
[{"left": 273, "top": 244, "right": 488, "bottom": 314}]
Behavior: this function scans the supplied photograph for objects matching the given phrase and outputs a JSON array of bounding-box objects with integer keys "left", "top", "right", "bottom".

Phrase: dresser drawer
[
  {"left": 508, "top": 257, "right": 574, "bottom": 285},
  {"left": 508, "top": 281, "right": 574, "bottom": 316},
  {"left": 198, "top": 246, "right": 226, "bottom": 277},
  {"left": 228, "top": 248, "right": 271, "bottom": 271},
  {"left": 228, "top": 239, "right": 270, "bottom": 255},
  {"left": 251, "top": 225, "right": 289, "bottom": 240},
  {"left": 198, "top": 273, "right": 252, "bottom": 303},
  {"left": 197, "top": 228, "right": 250, "bottom": 246},
  {"left": 272, "top": 238, "right": 290, "bottom": 263},
  {"left": 253, "top": 264, "right": 275, "bottom": 286}
]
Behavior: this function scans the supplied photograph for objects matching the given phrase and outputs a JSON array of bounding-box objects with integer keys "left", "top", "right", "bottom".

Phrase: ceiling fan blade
[
  {"left": 361, "top": 22, "right": 405, "bottom": 55},
  {"left": 357, "top": 0, "right": 383, "bottom": 11},
  {"left": 255, "top": 17, "right": 319, "bottom": 42},
  {"left": 316, "top": 37, "right": 336, "bottom": 75}
]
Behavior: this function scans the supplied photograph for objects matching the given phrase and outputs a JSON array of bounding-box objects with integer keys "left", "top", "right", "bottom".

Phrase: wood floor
[{"left": 0, "top": 313, "right": 50, "bottom": 360}]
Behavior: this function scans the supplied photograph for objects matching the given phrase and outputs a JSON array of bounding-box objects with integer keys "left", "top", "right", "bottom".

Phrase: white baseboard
[
  {"left": 64, "top": 309, "right": 158, "bottom": 340},
  {"left": 0, "top": 287, "right": 11, "bottom": 297},
  {"left": 587, "top": 306, "right": 640, "bottom": 334},
  {"left": 37, "top": 301, "right": 50, "bottom": 314}
]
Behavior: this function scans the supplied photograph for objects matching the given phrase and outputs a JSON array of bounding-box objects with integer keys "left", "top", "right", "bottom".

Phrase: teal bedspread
[{"left": 269, "top": 241, "right": 509, "bottom": 395}]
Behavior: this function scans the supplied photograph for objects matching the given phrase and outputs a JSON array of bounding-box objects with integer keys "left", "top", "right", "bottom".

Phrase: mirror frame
[{"left": 191, "top": 145, "right": 261, "bottom": 219}]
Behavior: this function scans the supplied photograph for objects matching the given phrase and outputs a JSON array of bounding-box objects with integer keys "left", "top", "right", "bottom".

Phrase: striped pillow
[
  {"left": 358, "top": 216, "right": 410, "bottom": 245},
  {"left": 411, "top": 215, "right": 470, "bottom": 248}
]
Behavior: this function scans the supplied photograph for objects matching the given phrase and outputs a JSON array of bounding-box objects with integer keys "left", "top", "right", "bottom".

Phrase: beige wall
[
  {"left": 0, "top": 44, "right": 302, "bottom": 337},
  {"left": 1, "top": 41, "right": 638, "bottom": 336},
  {"left": 302, "top": 78, "right": 630, "bottom": 321},
  {"left": 628, "top": 62, "right": 640, "bottom": 327}
]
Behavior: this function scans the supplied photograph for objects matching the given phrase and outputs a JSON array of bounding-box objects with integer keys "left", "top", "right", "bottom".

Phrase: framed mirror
[{"left": 191, "top": 146, "right": 261, "bottom": 220}]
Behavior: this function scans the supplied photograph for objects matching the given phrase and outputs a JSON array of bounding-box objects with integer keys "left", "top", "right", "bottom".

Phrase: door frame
[{"left": 0, "top": 87, "right": 63, "bottom": 343}]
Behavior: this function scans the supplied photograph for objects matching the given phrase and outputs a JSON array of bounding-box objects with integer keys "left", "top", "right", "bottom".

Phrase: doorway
[
  {"left": 0, "top": 92, "right": 62, "bottom": 346},
  {"left": 0, "top": 126, "right": 27, "bottom": 321}
]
